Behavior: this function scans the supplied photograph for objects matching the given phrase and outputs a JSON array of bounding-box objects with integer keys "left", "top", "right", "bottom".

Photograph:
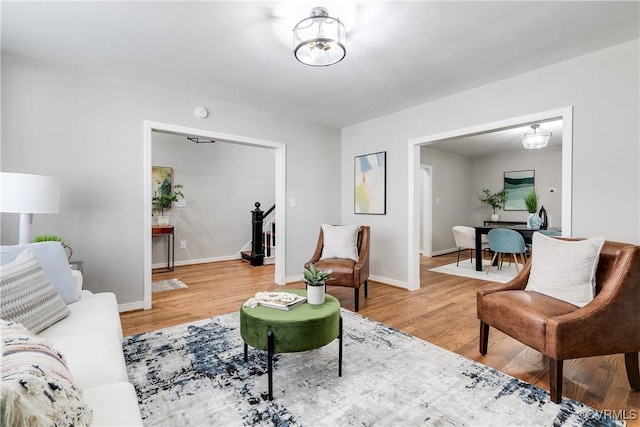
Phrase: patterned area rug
[
  {"left": 151, "top": 278, "right": 188, "bottom": 293},
  {"left": 429, "top": 260, "right": 524, "bottom": 283},
  {"left": 122, "top": 311, "right": 621, "bottom": 426}
]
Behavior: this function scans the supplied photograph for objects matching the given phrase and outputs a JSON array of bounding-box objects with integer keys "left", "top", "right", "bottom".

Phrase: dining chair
[
  {"left": 452, "top": 226, "right": 489, "bottom": 267},
  {"left": 486, "top": 228, "right": 527, "bottom": 274}
]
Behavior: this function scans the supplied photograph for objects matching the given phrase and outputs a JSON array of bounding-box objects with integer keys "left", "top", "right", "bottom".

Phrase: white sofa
[{"left": 0, "top": 242, "right": 142, "bottom": 426}]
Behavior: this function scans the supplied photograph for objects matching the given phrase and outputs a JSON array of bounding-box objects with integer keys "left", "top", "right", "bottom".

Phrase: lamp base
[{"left": 18, "top": 213, "right": 34, "bottom": 245}]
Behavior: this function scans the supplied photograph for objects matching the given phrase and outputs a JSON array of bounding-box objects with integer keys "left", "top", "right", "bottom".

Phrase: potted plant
[
  {"left": 31, "top": 234, "right": 73, "bottom": 260},
  {"left": 523, "top": 189, "right": 540, "bottom": 229},
  {"left": 152, "top": 181, "right": 184, "bottom": 225},
  {"left": 479, "top": 188, "right": 507, "bottom": 221},
  {"left": 302, "top": 263, "right": 333, "bottom": 305}
]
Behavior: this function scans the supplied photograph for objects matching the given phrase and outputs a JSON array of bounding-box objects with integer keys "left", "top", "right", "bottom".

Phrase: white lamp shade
[{"left": 0, "top": 172, "right": 60, "bottom": 214}]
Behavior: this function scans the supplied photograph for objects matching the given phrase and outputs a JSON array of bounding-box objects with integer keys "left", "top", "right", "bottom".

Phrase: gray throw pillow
[
  {"left": 0, "top": 249, "right": 70, "bottom": 333},
  {"left": 0, "top": 241, "right": 78, "bottom": 304},
  {"left": 526, "top": 233, "right": 605, "bottom": 307}
]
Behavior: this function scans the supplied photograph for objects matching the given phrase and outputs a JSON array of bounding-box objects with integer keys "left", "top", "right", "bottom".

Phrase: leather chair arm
[
  {"left": 477, "top": 260, "right": 530, "bottom": 294},
  {"left": 305, "top": 229, "right": 325, "bottom": 267},
  {"left": 353, "top": 248, "right": 369, "bottom": 286},
  {"left": 477, "top": 260, "right": 531, "bottom": 319}
]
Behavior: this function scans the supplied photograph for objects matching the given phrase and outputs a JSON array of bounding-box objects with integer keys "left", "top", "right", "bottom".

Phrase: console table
[{"left": 152, "top": 225, "right": 174, "bottom": 271}]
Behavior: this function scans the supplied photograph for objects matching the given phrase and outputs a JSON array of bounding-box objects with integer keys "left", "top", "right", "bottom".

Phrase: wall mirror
[{"left": 504, "top": 170, "right": 535, "bottom": 210}]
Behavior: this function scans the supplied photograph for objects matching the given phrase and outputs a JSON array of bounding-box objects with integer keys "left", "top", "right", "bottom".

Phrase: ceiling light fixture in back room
[
  {"left": 293, "top": 7, "right": 346, "bottom": 67},
  {"left": 522, "top": 124, "right": 552, "bottom": 149}
]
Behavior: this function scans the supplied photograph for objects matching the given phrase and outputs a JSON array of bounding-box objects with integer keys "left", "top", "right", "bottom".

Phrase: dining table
[{"left": 473, "top": 225, "right": 560, "bottom": 271}]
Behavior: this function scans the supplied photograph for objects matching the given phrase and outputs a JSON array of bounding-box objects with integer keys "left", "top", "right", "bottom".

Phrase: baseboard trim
[
  {"left": 431, "top": 247, "right": 458, "bottom": 256},
  {"left": 369, "top": 274, "right": 410, "bottom": 290},
  {"left": 119, "top": 300, "right": 145, "bottom": 313}
]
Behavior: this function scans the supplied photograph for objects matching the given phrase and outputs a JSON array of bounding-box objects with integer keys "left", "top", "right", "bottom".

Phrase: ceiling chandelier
[
  {"left": 293, "top": 7, "right": 346, "bottom": 67},
  {"left": 522, "top": 124, "right": 551, "bottom": 149}
]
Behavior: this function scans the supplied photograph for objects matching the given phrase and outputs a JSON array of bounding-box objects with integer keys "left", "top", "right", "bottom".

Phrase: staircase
[{"left": 241, "top": 202, "right": 275, "bottom": 266}]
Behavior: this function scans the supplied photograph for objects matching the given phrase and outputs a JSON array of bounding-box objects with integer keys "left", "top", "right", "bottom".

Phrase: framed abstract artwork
[
  {"left": 503, "top": 169, "right": 535, "bottom": 210},
  {"left": 152, "top": 166, "right": 173, "bottom": 210},
  {"left": 354, "top": 151, "right": 386, "bottom": 215}
]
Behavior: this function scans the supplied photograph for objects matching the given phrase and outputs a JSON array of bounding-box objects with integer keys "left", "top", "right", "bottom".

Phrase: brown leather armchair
[
  {"left": 477, "top": 240, "right": 640, "bottom": 403},
  {"left": 305, "top": 226, "right": 370, "bottom": 312}
]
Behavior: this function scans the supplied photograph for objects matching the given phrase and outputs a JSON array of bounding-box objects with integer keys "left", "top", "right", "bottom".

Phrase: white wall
[
  {"left": 342, "top": 40, "right": 640, "bottom": 287},
  {"left": 1, "top": 52, "right": 342, "bottom": 308},
  {"left": 469, "top": 146, "right": 562, "bottom": 228},
  {"left": 420, "top": 148, "right": 471, "bottom": 254},
  {"left": 151, "top": 132, "right": 275, "bottom": 265}
]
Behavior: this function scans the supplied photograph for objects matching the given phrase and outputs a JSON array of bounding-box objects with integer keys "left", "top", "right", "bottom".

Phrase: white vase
[
  {"left": 157, "top": 216, "right": 170, "bottom": 226},
  {"left": 527, "top": 213, "right": 534, "bottom": 229},
  {"left": 490, "top": 214, "right": 499, "bottom": 222},
  {"left": 307, "top": 284, "right": 326, "bottom": 305}
]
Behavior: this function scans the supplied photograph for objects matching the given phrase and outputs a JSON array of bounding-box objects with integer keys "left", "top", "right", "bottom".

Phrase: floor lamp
[{"left": 0, "top": 172, "right": 60, "bottom": 244}]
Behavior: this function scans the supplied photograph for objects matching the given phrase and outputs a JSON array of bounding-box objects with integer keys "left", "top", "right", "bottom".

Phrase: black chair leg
[
  {"left": 354, "top": 287, "right": 359, "bottom": 312},
  {"left": 456, "top": 248, "right": 461, "bottom": 266},
  {"left": 549, "top": 358, "right": 563, "bottom": 404},
  {"left": 479, "top": 321, "right": 489, "bottom": 355},
  {"left": 364, "top": 280, "right": 368, "bottom": 298},
  {"left": 625, "top": 352, "right": 640, "bottom": 391}
]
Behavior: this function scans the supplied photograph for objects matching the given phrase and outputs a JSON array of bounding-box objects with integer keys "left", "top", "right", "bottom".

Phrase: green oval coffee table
[{"left": 240, "top": 289, "right": 343, "bottom": 400}]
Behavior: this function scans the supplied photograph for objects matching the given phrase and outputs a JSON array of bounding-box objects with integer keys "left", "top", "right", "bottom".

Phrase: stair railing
[{"left": 250, "top": 202, "right": 276, "bottom": 266}]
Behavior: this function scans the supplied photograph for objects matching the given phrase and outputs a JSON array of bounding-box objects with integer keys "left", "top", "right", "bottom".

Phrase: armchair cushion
[
  {"left": 320, "top": 223, "right": 360, "bottom": 261},
  {"left": 525, "top": 233, "right": 604, "bottom": 307}
]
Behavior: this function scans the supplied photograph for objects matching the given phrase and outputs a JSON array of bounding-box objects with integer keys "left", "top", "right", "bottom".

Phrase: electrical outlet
[{"left": 180, "top": 240, "right": 187, "bottom": 249}]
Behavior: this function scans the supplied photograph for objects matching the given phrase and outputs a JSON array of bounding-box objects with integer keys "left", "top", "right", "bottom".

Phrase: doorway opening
[
  {"left": 421, "top": 165, "right": 432, "bottom": 257},
  {"left": 407, "top": 107, "right": 574, "bottom": 290},
  {"left": 143, "top": 121, "right": 286, "bottom": 309}
]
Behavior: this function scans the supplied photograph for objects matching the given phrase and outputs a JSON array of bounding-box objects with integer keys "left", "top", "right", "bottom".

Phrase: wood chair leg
[
  {"left": 513, "top": 253, "right": 520, "bottom": 273},
  {"left": 549, "top": 358, "right": 563, "bottom": 404},
  {"left": 486, "top": 252, "right": 499, "bottom": 274},
  {"left": 354, "top": 287, "right": 359, "bottom": 312},
  {"left": 479, "top": 321, "right": 489, "bottom": 355},
  {"left": 625, "top": 352, "right": 640, "bottom": 391}
]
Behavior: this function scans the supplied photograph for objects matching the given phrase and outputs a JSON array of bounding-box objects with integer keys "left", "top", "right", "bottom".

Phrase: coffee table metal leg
[
  {"left": 338, "top": 316, "right": 343, "bottom": 377},
  {"left": 243, "top": 342, "right": 248, "bottom": 362},
  {"left": 267, "top": 330, "right": 274, "bottom": 401}
]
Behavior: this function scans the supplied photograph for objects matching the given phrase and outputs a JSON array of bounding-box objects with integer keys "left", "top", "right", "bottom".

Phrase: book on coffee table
[{"left": 256, "top": 292, "right": 307, "bottom": 311}]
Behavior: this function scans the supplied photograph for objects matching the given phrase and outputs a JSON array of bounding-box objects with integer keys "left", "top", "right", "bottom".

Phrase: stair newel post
[{"left": 250, "top": 202, "right": 265, "bottom": 266}]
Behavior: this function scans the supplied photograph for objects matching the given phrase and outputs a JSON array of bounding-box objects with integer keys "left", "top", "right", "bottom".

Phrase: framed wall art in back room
[{"left": 354, "top": 151, "right": 386, "bottom": 215}]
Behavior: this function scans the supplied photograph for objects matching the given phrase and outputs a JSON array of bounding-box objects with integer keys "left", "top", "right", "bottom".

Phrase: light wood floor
[{"left": 120, "top": 253, "right": 639, "bottom": 423}]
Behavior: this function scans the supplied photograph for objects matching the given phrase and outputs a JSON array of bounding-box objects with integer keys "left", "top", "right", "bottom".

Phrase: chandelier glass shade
[
  {"left": 293, "top": 7, "right": 346, "bottom": 67},
  {"left": 521, "top": 124, "right": 551, "bottom": 149}
]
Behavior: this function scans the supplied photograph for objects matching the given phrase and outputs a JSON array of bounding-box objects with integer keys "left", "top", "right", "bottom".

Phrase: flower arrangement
[
  {"left": 479, "top": 188, "right": 507, "bottom": 214},
  {"left": 523, "top": 189, "right": 539, "bottom": 214},
  {"left": 303, "top": 263, "right": 333, "bottom": 287}
]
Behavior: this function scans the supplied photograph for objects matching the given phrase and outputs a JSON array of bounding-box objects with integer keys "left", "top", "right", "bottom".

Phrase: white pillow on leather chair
[{"left": 320, "top": 224, "right": 360, "bottom": 262}]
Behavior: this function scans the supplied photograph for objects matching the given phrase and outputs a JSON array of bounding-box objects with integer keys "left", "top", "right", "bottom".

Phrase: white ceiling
[{"left": 2, "top": 1, "right": 638, "bottom": 132}]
